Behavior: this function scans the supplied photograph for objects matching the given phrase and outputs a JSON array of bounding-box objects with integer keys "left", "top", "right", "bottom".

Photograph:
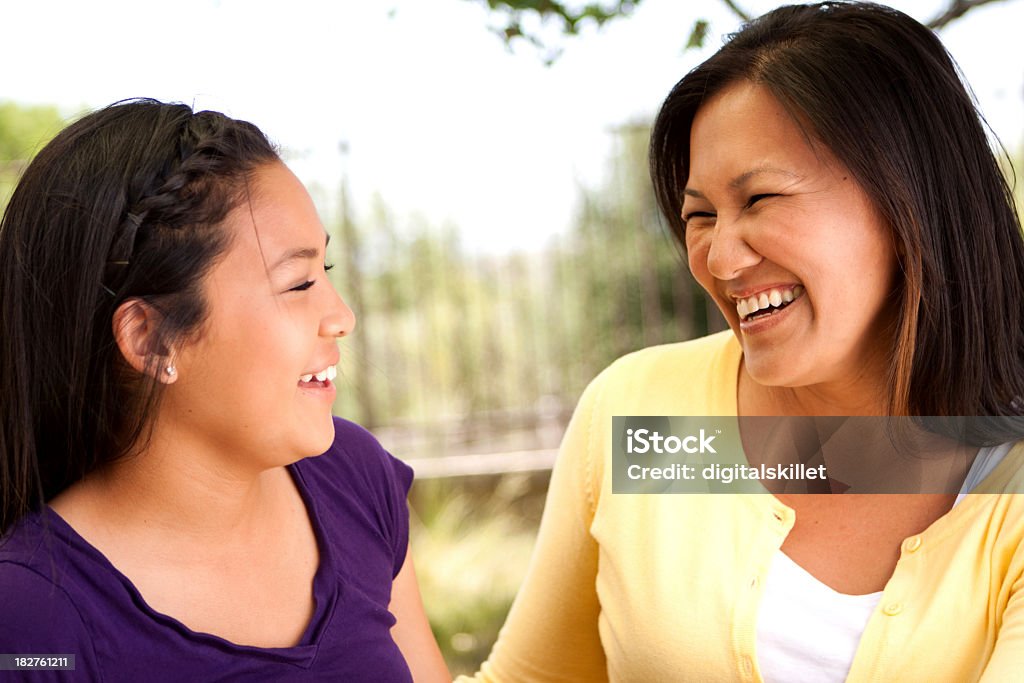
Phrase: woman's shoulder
[
  {"left": 585, "top": 331, "right": 740, "bottom": 415},
  {"left": 606, "top": 330, "right": 738, "bottom": 373}
]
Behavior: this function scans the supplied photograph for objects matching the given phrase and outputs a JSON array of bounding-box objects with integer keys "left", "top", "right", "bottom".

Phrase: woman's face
[
  {"left": 682, "top": 81, "right": 898, "bottom": 393},
  {"left": 163, "top": 161, "right": 354, "bottom": 470}
]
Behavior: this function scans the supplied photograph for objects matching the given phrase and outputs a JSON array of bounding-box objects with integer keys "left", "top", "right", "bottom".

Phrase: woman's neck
[{"left": 737, "top": 360, "right": 888, "bottom": 417}]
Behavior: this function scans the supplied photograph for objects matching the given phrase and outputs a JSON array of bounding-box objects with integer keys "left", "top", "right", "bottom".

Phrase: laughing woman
[
  {"left": 0, "top": 101, "right": 448, "bottom": 681},
  {"left": 465, "top": 3, "right": 1024, "bottom": 681}
]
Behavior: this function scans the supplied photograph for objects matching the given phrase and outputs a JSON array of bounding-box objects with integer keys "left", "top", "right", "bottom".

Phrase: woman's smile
[{"left": 736, "top": 286, "right": 806, "bottom": 334}]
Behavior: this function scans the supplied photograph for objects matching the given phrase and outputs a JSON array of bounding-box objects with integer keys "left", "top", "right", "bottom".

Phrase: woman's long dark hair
[
  {"left": 0, "top": 99, "right": 278, "bottom": 535},
  {"left": 650, "top": 2, "right": 1024, "bottom": 430}
]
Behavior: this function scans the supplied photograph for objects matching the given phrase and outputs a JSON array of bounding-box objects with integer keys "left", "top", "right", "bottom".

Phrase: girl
[{"left": 0, "top": 100, "right": 449, "bottom": 681}]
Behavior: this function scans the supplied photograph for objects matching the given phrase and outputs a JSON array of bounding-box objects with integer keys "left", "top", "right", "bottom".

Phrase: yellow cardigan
[{"left": 462, "top": 331, "right": 1024, "bottom": 682}]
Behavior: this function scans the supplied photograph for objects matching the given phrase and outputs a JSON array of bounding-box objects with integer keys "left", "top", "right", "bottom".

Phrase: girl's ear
[{"left": 112, "top": 299, "right": 178, "bottom": 384}]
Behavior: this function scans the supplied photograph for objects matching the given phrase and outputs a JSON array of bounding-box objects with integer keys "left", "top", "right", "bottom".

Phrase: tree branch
[
  {"left": 720, "top": 0, "right": 752, "bottom": 23},
  {"left": 927, "top": 0, "right": 1006, "bottom": 29}
]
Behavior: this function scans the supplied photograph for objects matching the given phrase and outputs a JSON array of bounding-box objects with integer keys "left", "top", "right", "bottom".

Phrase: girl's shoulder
[{"left": 294, "top": 416, "right": 413, "bottom": 501}]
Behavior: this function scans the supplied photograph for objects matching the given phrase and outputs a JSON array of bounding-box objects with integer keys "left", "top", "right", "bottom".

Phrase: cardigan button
[
  {"left": 883, "top": 602, "right": 904, "bottom": 616},
  {"left": 902, "top": 536, "right": 922, "bottom": 553}
]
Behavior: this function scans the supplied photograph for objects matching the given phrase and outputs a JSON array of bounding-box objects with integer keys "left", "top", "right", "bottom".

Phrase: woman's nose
[{"left": 705, "top": 219, "right": 762, "bottom": 280}]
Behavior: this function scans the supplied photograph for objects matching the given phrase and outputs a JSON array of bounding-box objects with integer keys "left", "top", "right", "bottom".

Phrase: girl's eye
[{"left": 290, "top": 264, "right": 334, "bottom": 292}]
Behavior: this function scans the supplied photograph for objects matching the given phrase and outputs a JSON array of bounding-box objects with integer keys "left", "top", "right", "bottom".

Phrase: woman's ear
[{"left": 112, "top": 299, "right": 177, "bottom": 384}]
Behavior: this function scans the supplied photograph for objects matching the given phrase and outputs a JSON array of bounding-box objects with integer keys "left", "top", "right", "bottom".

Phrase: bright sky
[{"left": 5, "top": 0, "right": 1023, "bottom": 253}]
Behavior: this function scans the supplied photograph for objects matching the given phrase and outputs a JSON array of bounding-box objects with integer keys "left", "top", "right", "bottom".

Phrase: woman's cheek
[{"left": 686, "top": 233, "right": 713, "bottom": 290}]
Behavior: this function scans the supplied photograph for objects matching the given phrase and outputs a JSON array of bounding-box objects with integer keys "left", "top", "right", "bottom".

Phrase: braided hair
[{"left": 0, "top": 99, "right": 278, "bottom": 535}]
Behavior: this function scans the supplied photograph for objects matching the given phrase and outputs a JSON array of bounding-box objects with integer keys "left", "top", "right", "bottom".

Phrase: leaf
[{"left": 686, "top": 19, "right": 709, "bottom": 50}]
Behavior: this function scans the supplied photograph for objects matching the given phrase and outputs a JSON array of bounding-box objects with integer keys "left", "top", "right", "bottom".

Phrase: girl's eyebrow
[{"left": 270, "top": 234, "right": 330, "bottom": 271}]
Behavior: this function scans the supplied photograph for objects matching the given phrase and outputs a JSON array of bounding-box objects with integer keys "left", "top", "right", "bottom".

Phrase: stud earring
[{"left": 165, "top": 364, "right": 176, "bottom": 377}]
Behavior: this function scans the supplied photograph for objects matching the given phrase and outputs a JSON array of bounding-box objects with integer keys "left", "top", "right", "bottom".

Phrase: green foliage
[
  {"left": 477, "top": 0, "right": 642, "bottom": 62},
  {"left": 0, "top": 101, "right": 64, "bottom": 211},
  {"left": 410, "top": 474, "right": 542, "bottom": 675},
  {"left": 0, "top": 101, "right": 63, "bottom": 162},
  {"left": 686, "top": 18, "right": 709, "bottom": 49},
  {"left": 474, "top": 0, "right": 1011, "bottom": 63},
  {"left": 328, "top": 119, "right": 715, "bottom": 442}
]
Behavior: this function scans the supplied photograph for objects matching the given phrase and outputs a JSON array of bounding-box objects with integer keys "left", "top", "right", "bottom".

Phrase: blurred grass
[{"left": 409, "top": 473, "right": 547, "bottom": 676}]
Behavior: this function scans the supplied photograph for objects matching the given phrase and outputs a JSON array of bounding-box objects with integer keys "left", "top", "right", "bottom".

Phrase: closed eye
[
  {"left": 289, "top": 263, "right": 334, "bottom": 292},
  {"left": 682, "top": 211, "right": 716, "bottom": 224},
  {"left": 745, "top": 193, "right": 778, "bottom": 208}
]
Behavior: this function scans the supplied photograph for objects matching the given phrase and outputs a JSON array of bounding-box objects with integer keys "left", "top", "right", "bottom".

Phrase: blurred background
[{"left": 3, "top": 0, "right": 1022, "bottom": 673}]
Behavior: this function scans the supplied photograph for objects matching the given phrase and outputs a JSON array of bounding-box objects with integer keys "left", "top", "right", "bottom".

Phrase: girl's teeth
[
  {"left": 301, "top": 365, "right": 337, "bottom": 383},
  {"left": 769, "top": 290, "right": 782, "bottom": 307},
  {"left": 758, "top": 293, "right": 770, "bottom": 309},
  {"left": 782, "top": 289, "right": 794, "bottom": 303}
]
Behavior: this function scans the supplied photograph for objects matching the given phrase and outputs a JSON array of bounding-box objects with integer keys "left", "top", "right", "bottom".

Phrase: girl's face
[
  {"left": 163, "top": 161, "right": 354, "bottom": 470},
  {"left": 682, "top": 81, "right": 899, "bottom": 395}
]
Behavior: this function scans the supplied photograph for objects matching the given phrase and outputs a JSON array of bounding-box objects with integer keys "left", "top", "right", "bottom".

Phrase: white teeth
[
  {"left": 301, "top": 364, "right": 337, "bottom": 383},
  {"left": 735, "top": 285, "right": 804, "bottom": 320}
]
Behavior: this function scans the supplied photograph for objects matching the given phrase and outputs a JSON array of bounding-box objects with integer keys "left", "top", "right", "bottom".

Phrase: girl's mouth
[{"left": 299, "top": 364, "right": 337, "bottom": 389}]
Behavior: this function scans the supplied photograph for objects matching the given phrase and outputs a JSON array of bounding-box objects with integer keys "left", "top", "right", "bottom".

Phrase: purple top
[{"left": 0, "top": 418, "right": 415, "bottom": 682}]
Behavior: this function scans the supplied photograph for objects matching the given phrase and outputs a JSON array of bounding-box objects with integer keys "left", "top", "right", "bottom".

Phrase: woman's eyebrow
[
  {"left": 684, "top": 166, "right": 801, "bottom": 199},
  {"left": 729, "top": 165, "right": 800, "bottom": 189}
]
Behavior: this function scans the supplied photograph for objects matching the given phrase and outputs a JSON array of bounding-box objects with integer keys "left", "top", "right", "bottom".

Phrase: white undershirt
[{"left": 755, "top": 442, "right": 1013, "bottom": 683}]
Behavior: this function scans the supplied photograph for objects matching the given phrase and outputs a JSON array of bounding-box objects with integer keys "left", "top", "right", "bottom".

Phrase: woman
[
  {"left": 465, "top": 3, "right": 1024, "bottom": 681},
  {"left": 0, "top": 100, "right": 449, "bottom": 681}
]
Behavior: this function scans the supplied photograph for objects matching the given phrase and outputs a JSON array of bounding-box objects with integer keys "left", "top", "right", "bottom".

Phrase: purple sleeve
[
  {"left": 0, "top": 563, "right": 101, "bottom": 681},
  {"left": 323, "top": 417, "right": 415, "bottom": 580},
  {"left": 385, "top": 452, "right": 414, "bottom": 578}
]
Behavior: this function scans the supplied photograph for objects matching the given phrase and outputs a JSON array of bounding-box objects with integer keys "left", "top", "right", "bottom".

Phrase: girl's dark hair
[
  {"left": 650, "top": 2, "right": 1024, "bottom": 425},
  {"left": 0, "top": 99, "right": 278, "bottom": 534}
]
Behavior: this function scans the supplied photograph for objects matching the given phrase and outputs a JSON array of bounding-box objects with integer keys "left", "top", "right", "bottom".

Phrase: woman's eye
[
  {"left": 745, "top": 193, "right": 778, "bottom": 208},
  {"left": 683, "top": 211, "right": 716, "bottom": 224},
  {"left": 324, "top": 262, "right": 335, "bottom": 272}
]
